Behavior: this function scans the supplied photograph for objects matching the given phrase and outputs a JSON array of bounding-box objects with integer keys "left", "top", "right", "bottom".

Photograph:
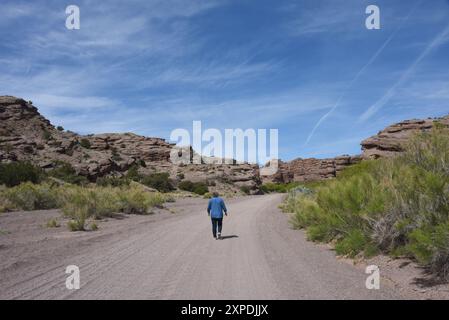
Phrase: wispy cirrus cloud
[
  {"left": 1, "top": 0, "right": 449, "bottom": 161},
  {"left": 303, "top": 0, "right": 422, "bottom": 146},
  {"left": 359, "top": 22, "right": 449, "bottom": 122},
  {"left": 29, "top": 94, "right": 120, "bottom": 110}
]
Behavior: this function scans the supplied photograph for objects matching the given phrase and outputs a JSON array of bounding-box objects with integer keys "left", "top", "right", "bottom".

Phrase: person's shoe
[{"left": 217, "top": 232, "right": 221, "bottom": 240}]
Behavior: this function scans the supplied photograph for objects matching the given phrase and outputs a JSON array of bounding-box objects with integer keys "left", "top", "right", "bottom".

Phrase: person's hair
[{"left": 212, "top": 191, "right": 219, "bottom": 197}]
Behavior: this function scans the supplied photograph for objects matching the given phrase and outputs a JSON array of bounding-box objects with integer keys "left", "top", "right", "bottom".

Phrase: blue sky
[{"left": 1, "top": 0, "right": 449, "bottom": 161}]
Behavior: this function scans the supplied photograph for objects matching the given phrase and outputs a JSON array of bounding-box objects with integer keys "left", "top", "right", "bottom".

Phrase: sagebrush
[{"left": 283, "top": 125, "right": 449, "bottom": 279}]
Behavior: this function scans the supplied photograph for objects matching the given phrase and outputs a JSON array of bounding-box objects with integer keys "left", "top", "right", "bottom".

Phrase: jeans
[{"left": 211, "top": 218, "right": 223, "bottom": 237}]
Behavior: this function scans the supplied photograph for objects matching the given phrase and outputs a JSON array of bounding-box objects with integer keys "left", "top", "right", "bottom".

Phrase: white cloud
[
  {"left": 31, "top": 86, "right": 334, "bottom": 138},
  {"left": 29, "top": 94, "right": 118, "bottom": 110},
  {"left": 359, "top": 22, "right": 449, "bottom": 122}
]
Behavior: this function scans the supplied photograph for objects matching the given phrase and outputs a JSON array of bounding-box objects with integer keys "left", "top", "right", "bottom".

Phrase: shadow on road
[
  {"left": 220, "top": 235, "right": 239, "bottom": 240},
  {"left": 412, "top": 267, "right": 448, "bottom": 288}
]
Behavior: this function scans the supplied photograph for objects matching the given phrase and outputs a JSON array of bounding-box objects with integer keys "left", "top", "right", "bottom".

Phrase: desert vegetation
[
  {"left": 141, "top": 172, "right": 175, "bottom": 193},
  {"left": 0, "top": 162, "right": 43, "bottom": 187},
  {"left": 79, "top": 138, "right": 91, "bottom": 149},
  {"left": 178, "top": 180, "right": 209, "bottom": 195},
  {"left": 97, "top": 165, "right": 177, "bottom": 193},
  {"left": 49, "top": 161, "right": 89, "bottom": 185},
  {"left": 60, "top": 184, "right": 170, "bottom": 231},
  {"left": 282, "top": 124, "right": 449, "bottom": 280},
  {"left": 0, "top": 181, "right": 172, "bottom": 231},
  {"left": 0, "top": 162, "right": 175, "bottom": 231},
  {"left": 260, "top": 182, "right": 303, "bottom": 193}
]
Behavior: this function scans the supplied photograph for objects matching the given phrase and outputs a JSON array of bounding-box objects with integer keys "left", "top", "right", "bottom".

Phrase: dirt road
[{"left": 0, "top": 194, "right": 405, "bottom": 299}]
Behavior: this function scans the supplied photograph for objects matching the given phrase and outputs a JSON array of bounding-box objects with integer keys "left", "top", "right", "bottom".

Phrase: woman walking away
[{"left": 207, "top": 192, "right": 228, "bottom": 240}]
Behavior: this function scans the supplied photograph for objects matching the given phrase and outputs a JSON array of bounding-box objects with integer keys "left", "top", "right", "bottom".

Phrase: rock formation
[
  {"left": 261, "top": 155, "right": 361, "bottom": 184},
  {"left": 0, "top": 96, "right": 260, "bottom": 192},
  {"left": 361, "top": 115, "right": 449, "bottom": 159},
  {"left": 1, "top": 95, "right": 447, "bottom": 189},
  {"left": 261, "top": 114, "right": 449, "bottom": 184}
]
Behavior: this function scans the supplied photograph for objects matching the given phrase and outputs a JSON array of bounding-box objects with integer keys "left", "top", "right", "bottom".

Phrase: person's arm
[
  {"left": 221, "top": 199, "right": 228, "bottom": 216},
  {"left": 207, "top": 199, "right": 211, "bottom": 216}
]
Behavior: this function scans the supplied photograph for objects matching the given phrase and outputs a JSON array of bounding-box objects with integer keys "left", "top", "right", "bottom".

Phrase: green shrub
[
  {"left": 89, "top": 222, "right": 98, "bottom": 231},
  {"left": 283, "top": 126, "right": 449, "bottom": 279},
  {"left": 42, "top": 130, "right": 52, "bottom": 141},
  {"left": 261, "top": 182, "right": 302, "bottom": 193},
  {"left": 162, "top": 193, "right": 176, "bottom": 203},
  {"left": 67, "top": 219, "right": 85, "bottom": 231},
  {"left": 96, "top": 176, "right": 130, "bottom": 187},
  {"left": 57, "top": 126, "right": 64, "bottom": 132},
  {"left": 240, "top": 186, "right": 251, "bottom": 195},
  {"left": 335, "top": 230, "right": 369, "bottom": 258},
  {"left": 118, "top": 187, "right": 150, "bottom": 214},
  {"left": 138, "top": 159, "right": 147, "bottom": 167},
  {"left": 46, "top": 218, "right": 60, "bottom": 228},
  {"left": 126, "top": 165, "right": 140, "bottom": 181},
  {"left": 141, "top": 172, "right": 175, "bottom": 193},
  {"left": 61, "top": 186, "right": 120, "bottom": 220},
  {"left": 3, "top": 183, "right": 59, "bottom": 211},
  {"left": 178, "top": 180, "right": 194, "bottom": 191},
  {"left": 48, "top": 162, "right": 88, "bottom": 185},
  {"left": 407, "top": 223, "right": 449, "bottom": 278},
  {"left": 79, "top": 138, "right": 91, "bottom": 149},
  {"left": 0, "top": 162, "right": 43, "bottom": 187},
  {"left": 119, "top": 185, "right": 169, "bottom": 214},
  {"left": 178, "top": 180, "right": 209, "bottom": 195},
  {"left": 192, "top": 182, "right": 208, "bottom": 195},
  {"left": 0, "top": 191, "right": 14, "bottom": 213}
]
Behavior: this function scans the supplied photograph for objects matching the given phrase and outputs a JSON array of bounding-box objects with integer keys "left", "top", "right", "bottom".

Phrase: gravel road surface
[{"left": 0, "top": 194, "right": 405, "bottom": 299}]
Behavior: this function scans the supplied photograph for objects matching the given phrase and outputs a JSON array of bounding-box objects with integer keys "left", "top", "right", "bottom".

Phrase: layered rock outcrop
[
  {"left": 0, "top": 96, "right": 260, "bottom": 192},
  {"left": 1, "top": 95, "right": 447, "bottom": 189},
  {"left": 261, "top": 115, "right": 449, "bottom": 184},
  {"left": 261, "top": 155, "right": 361, "bottom": 184},
  {"left": 361, "top": 115, "right": 449, "bottom": 159}
]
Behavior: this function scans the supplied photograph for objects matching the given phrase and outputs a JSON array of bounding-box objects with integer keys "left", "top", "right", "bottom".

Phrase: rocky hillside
[
  {"left": 0, "top": 96, "right": 260, "bottom": 192},
  {"left": 1, "top": 95, "right": 447, "bottom": 189},
  {"left": 262, "top": 115, "right": 449, "bottom": 184},
  {"left": 361, "top": 115, "right": 449, "bottom": 159},
  {"left": 261, "top": 156, "right": 361, "bottom": 184}
]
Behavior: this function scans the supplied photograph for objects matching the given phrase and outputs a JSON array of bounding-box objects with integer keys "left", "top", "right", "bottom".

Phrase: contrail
[
  {"left": 303, "top": 1, "right": 421, "bottom": 146},
  {"left": 359, "top": 22, "right": 449, "bottom": 122}
]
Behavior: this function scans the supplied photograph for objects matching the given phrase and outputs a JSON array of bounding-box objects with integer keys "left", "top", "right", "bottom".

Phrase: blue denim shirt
[{"left": 207, "top": 197, "right": 227, "bottom": 218}]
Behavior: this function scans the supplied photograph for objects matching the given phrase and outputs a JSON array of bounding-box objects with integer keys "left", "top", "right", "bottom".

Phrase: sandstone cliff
[
  {"left": 261, "top": 114, "right": 448, "bottom": 184},
  {"left": 0, "top": 96, "right": 260, "bottom": 192},
  {"left": 361, "top": 115, "right": 449, "bottom": 159},
  {"left": 1, "top": 95, "right": 447, "bottom": 189},
  {"left": 261, "top": 155, "right": 361, "bottom": 184}
]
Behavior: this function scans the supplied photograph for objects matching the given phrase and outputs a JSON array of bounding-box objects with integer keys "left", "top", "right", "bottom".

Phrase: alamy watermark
[
  {"left": 66, "top": 5, "right": 80, "bottom": 30},
  {"left": 365, "top": 265, "right": 380, "bottom": 290},
  {"left": 65, "top": 265, "right": 80, "bottom": 290},
  {"left": 170, "top": 121, "right": 279, "bottom": 175},
  {"left": 63, "top": 4, "right": 379, "bottom": 31},
  {"left": 366, "top": 5, "right": 381, "bottom": 30}
]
